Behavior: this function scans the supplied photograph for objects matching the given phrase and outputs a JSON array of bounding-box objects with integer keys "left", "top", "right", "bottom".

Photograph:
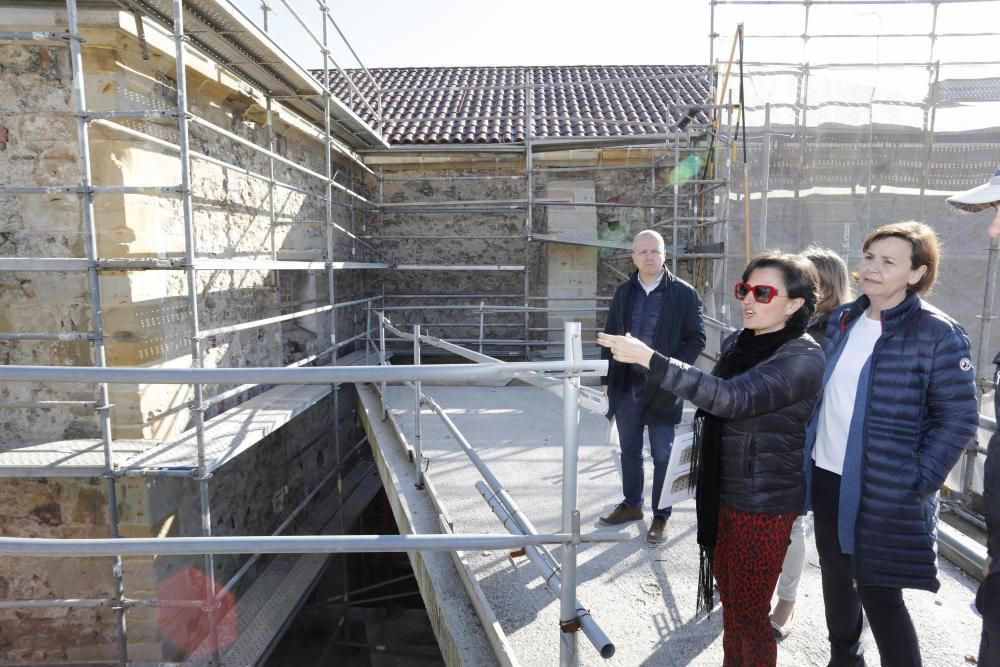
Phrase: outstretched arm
[{"left": 597, "top": 332, "right": 824, "bottom": 419}]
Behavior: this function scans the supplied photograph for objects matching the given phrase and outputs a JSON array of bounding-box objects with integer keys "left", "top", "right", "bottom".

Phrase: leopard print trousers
[{"left": 714, "top": 503, "right": 799, "bottom": 667}]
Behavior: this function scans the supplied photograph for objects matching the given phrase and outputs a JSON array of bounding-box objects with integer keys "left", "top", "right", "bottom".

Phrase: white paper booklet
[{"left": 657, "top": 430, "right": 696, "bottom": 508}]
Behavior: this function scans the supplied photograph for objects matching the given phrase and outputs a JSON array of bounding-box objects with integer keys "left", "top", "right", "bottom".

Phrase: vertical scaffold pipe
[
  {"left": 170, "top": 0, "right": 220, "bottom": 659},
  {"left": 966, "top": 237, "right": 1000, "bottom": 500},
  {"left": 379, "top": 311, "right": 388, "bottom": 419},
  {"left": 65, "top": 0, "right": 128, "bottom": 662},
  {"left": 559, "top": 322, "right": 582, "bottom": 666},
  {"left": 413, "top": 324, "right": 424, "bottom": 489}
]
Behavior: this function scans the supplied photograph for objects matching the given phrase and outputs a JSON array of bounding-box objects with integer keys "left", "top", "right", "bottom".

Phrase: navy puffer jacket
[{"left": 804, "top": 292, "right": 979, "bottom": 592}]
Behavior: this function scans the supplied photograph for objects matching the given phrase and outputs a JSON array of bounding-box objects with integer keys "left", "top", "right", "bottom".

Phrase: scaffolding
[
  {"left": 709, "top": 0, "right": 1000, "bottom": 516},
  {"left": 2, "top": 0, "right": 1000, "bottom": 664},
  {"left": 0, "top": 1, "right": 735, "bottom": 664},
  {"left": 360, "top": 121, "right": 734, "bottom": 360},
  {"left": 0, "top": 0, "right": 385, "bottom": 663}
]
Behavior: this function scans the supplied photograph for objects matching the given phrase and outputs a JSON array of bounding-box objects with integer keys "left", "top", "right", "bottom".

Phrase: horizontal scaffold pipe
[
  {"left": 381, "top": 304, "right": 598, "bottom": 313},
  {"left": 0, "top": 258, "right": 389, "bottom": 273},
  {"left": 380, "top": 313, "right": 608, "bottom": 415},
  {"left": 0, "top": 31, "right": 72, "bottom": 40},
  {"left": 0, "top": 532, "right": 626, "bottom": 557},
  {"left": 0, "top": 258, "right": 90, "bottom": 272},
  {"left": 0, "top": 360, "right": 607, "bottom": 385},
  {"left": 0, "top": 332, "right": 93, "bottom": 341},
  {"left": 395, "top": 264, "right": 525, "bottom": 271},
  {"left": 186, "top": 114, "right": 375, "bottom": 206},
  {"left": 198, "top": 304, "right": 334, "bottom": 338},
  {"left": 91, "top": 119, "right": 376, "bottom": 210}
]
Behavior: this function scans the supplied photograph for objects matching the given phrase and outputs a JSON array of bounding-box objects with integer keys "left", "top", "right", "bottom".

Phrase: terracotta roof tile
[{"left": 314, "top": 65, "right": 713, "bottom": 145}]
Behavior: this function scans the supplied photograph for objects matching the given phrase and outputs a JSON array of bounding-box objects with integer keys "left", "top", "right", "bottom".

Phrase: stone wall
[
  {"left": 0, "top": 7, "right": 375, "bottom": 663},
  {"left": 0, "top": 12, "right": 375, "bottom": 443},
  {"left": 370, "top": 149, "right": 707, "bottom": 354},
  {"left": 0, "top": 389, "right": 361, "bottom": 662}
]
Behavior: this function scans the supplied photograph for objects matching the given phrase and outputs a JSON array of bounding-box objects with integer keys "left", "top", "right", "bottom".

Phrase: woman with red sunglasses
[{"left": 598, "top": 251, "right": 825, "bottom": 666}]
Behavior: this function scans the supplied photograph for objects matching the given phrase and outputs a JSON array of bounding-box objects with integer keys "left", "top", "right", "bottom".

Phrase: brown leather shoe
[
  {"left": 646, "top": 515, "right": 668, "bottom": 545},
  {"left": 599, "top": 503, "right": 643, "bottom": 525}
]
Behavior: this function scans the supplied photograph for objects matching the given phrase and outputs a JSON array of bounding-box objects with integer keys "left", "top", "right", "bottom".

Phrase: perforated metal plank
[
  {"left": 120, "top": 384, "right": 331, "bottom": 473},
  {"left": 187, "top": 465, "right": 381, "bottom": 665},
  {"left": 0, "top": 438, "right": 149, "bottom": 477}
]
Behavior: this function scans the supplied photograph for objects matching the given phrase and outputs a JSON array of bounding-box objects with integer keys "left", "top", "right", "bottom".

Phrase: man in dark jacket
[
  {"left": 599, "top": 229, "right": 706, "bottom": 545},
  {"left": 947, "top": 168, "right": 1000, "bottom": 667}
]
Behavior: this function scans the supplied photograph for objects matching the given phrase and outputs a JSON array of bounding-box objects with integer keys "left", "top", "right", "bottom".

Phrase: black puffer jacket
[
  {"left": 987, "top": 351, "right": 1000, "bottom": 577},
  {"left": 648, "top": 332, "right": 825, "bottom": 514}
]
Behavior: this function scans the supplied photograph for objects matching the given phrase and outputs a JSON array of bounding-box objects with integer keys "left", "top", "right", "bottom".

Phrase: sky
[{"left": 229, "top": 0, "right": 714, "bottom": 70}]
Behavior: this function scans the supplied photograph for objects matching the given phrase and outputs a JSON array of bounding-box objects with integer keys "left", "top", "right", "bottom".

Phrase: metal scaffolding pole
[
  {"left": 524, "top": 69, "right": 535, "bottom": 359},
  {"left": 672, "top": 134, "right": 681, "bottom": 275},
  {"left": 169, "top": 1, "right": 220, "bottom": 660},
  {"left": 413, "top": 324, "right": 424, "bottom": 488},
  {"left": 476, "top": 481, "right": 614, "bottom": 659},
  {"left": 0, "top": 532, "right": 620, "bottom": 557},
  {"left": 559, "top": 322, "right": 582, "bottom": 666},
  {"left": 265, "top": 96, "right": 277, "bottom": 263},
  {"left": 967, "top": 238, "right": 1000, "bottom": 500},
  {"left": 64, "top": 1, "right": 128, "bottom": 661}
]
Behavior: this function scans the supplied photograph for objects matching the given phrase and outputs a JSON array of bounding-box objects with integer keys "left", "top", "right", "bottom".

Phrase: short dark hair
[
  {"left": 742, "top": 251, "right": 819, "bottom": 330},
  {"left": 861, "top": 221, "right": 939, "bottom": 295}
]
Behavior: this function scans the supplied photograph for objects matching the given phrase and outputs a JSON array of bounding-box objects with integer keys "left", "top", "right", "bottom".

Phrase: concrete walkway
[{"left": 382, "top": 383, "right": 984, "bottom": 667}]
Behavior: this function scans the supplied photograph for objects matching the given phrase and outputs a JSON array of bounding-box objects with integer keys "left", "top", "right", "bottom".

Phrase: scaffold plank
[
  {"left": 0, "top": 439, "right": 148, "bottom": 477},
  {"left": 185, "top": 464, "right": 382, "bottom": 666},
  {"left": 120, "top": 383, "right": 332, "bottom": 474}
]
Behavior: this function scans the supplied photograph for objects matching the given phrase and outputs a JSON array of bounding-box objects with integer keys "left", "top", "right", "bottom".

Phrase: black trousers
[
  {"left": 980, "top": 574, "right": 1000, "bottom": 667},
  {"left": 812, "top": 464, "right": 922, "bottom": 667}
]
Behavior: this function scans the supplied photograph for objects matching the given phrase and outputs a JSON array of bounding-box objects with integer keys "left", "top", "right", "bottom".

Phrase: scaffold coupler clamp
[
  {"left": 505, "top": 547, "right": 526, "bottom": 569},
  {"left": 559, "top": 616, "right": 582, "bottom": 634}
]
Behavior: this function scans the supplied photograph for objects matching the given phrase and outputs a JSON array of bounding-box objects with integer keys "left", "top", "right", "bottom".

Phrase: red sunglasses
[{"left": 733, "top": 282, "right": 780, "bottom": 304}]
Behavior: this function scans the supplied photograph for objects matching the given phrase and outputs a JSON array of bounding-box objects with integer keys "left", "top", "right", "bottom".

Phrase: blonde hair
[{"left": 802, "top": 246, "right": 851, "bottom": 319}]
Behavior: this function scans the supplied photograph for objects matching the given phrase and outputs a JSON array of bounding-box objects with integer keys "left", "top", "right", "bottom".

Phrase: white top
[
  {"left": 638, "top": 270, "right": 665, "bottom": 294},
  {"left": 813, "top": 312, "right": 882, "bottom": 475}
]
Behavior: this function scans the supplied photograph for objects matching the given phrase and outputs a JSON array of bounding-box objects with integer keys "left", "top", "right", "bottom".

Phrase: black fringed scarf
[{"left": 693, "top": 324, "right": 804, "bottom": 616}]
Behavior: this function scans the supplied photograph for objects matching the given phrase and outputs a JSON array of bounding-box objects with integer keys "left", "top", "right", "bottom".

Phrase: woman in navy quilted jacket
[{"left": 805, "top": 221, "right": 979, "bottom": 667}]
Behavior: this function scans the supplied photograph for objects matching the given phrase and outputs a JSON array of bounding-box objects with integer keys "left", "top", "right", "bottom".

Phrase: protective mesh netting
[
  {"left": 706, "top": 0, "right": 1000, "bottom": 355},
  {"left": 706, "top": 0, "right": 1000, "bottom": 492}
]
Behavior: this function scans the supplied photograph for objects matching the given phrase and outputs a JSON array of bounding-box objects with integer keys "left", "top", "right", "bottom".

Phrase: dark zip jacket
[
  {"left": 601, "top": 270, "right": 706, "bottom": 424},
  {"left": 648, "top": 333, "right": 825, "bottom": 513},
  {"left": 986, "top": 352, "right": 1000, "bottom": 576}
]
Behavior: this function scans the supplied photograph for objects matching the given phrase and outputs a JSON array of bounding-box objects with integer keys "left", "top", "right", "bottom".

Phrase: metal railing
[
  {"left": 0, "top": 322, "right": 620, "bottom": 666},
  {"left": 371, "top": 315, "right": 616, "bottom": 662}
]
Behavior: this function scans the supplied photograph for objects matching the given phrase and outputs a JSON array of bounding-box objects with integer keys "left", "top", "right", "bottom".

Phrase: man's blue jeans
[{"left": 614, "top": 387, "right": 674, "bottom": 518}]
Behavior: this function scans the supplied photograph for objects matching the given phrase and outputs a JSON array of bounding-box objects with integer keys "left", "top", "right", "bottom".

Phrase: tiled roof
[{"left": 315, "top": 65, "right": 714, "bottom": 145}]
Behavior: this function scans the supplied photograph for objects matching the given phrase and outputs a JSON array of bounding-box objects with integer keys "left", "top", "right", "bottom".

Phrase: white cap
[{"left": 947, "top": 166, "right": 1000, "bottom": 213}]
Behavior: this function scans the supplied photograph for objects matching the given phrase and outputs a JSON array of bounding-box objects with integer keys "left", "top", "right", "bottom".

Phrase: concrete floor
[{"left": 382, "top": 383, "right": 984, "bottom": 667}]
